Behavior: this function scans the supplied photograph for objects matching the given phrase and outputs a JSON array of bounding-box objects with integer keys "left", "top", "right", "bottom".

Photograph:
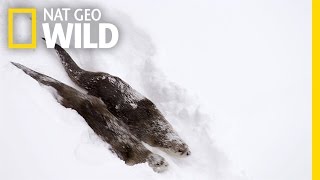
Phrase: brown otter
[
  {"left": 53, "top": 44, "right": 191, "bottom": 156},
  {"left": 11, "top": 62, "right": 168, "bottom": 173}
]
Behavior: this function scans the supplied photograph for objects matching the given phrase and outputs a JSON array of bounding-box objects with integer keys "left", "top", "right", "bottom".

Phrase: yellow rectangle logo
[{"left": 8, "top": 8, "right": 37, "bottom": 49}]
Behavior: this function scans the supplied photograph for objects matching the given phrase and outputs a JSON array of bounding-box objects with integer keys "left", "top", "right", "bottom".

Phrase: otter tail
[
  {"left": 11, "top": 62, "right": 62, "bottom": 89},
  {"left": 42, "top": 38, "right": 85, "bottom": 85}
]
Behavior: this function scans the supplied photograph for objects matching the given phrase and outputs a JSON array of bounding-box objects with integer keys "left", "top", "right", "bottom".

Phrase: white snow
[{"left": 0, "top": 0, "right": 311, "bottom": 180}]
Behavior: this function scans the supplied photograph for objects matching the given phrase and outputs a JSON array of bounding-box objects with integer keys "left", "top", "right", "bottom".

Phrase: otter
[
  {"left": 53, "top": 44, "right": 191, "bottom": 156},
  {"left": 11, "top": 62, "right": 168, "bottom": 173}
]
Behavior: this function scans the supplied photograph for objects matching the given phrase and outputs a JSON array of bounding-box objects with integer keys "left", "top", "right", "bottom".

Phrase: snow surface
[{"left": 0, "top": 0, "right": 311, "bottom": 180}]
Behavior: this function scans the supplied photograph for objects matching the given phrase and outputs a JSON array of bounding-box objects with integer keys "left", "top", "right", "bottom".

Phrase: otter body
[
  {"left": 54, "top": 45, "right": 191, "bottom": 156},
  {"left": 12, "top": 62, "right": 168, "bottom": 172}
]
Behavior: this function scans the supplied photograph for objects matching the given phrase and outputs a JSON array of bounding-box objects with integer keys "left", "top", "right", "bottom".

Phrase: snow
[{"left": 0, "top": 0, "right": 311, "bottom": 180}]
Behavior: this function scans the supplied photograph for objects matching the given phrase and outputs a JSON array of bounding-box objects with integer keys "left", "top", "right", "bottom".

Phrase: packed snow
[{"left": 0, "top": 0, "right": 311, "bottom": 180}]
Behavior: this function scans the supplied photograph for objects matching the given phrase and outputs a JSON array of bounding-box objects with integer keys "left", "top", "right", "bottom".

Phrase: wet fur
[
  {"left": 11, "top": 62, "right": 168, "bottom": 172},
  {"left": 54, "top": 44, "right": 191, "bottom": 156}
]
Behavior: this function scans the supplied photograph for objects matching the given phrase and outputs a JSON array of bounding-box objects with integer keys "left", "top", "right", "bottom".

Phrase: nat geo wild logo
[{"left": 8, "top": 8, "right": 119, "bottom": 49}]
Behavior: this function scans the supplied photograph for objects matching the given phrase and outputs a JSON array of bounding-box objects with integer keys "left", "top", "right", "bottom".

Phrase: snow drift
[{"left": 0, "top": 0, "right": 246, "bottom": 179}]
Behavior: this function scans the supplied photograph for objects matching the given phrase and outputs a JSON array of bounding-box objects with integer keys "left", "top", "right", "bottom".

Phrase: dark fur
[
  {"left": 54, "top": 44, "right": 191, "bottom": 156},
  {"left": 12, "top": 62, "right": 168, "bottom": 172}
]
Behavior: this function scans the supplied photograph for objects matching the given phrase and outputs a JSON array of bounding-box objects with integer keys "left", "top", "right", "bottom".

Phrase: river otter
[
  {"left": 11, "top": 62, "right": 168, "bottom": 173},
  {"left": 53, "top": 45, "right": 191, "bottom": 157}
]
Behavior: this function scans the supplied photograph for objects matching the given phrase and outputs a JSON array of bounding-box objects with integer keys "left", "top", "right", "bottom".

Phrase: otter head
[
  {"left": 175, "top": 142, "right": 191, "bottom": 157},
  {"left": 165, "top": 140, "right": 191, "bottom": 157},
  {"left": 146, "top": 154, "right": 169, "bottom": 173}
]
